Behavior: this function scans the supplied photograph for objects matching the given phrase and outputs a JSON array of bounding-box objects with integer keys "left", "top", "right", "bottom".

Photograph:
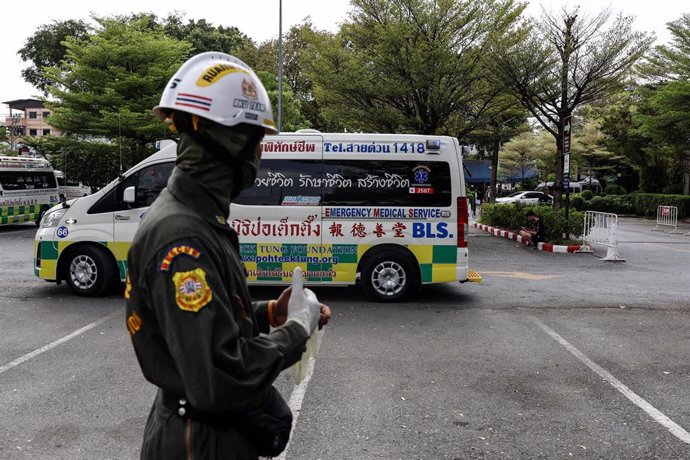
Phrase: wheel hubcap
[
  {"left": 371, "top": 261, "right": 406, "bottom": 297},
  {"left": 70, "top": 255, "right": 98, "bottom": 290}
]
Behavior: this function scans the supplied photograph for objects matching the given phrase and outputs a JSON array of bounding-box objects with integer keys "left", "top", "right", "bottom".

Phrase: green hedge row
[
  {"left": 568, "top": 193, "right": 690, "bottom": 218},
  {"left": 632, "top": 193, "right": 690, "bottom": 218},
  {"left": 479, "top": 203, "right": 584, "bottom": 241}
]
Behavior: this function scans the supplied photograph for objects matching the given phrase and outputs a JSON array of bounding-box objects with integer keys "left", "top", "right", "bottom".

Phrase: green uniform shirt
[{"left": 126, "top": 168, "right": 308, "bottom": 414}]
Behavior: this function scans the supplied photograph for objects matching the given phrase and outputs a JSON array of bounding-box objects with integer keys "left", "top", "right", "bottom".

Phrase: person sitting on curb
[{"left": 519, "top": 210, "right": 545, "bottom": 247}]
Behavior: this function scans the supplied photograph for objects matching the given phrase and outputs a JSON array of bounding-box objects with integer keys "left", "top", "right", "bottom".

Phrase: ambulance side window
[
  {"left": 135, "top": 162, "right": 174, "bottom": 206},
  {"left": 88, "top": 161, "right": 174, "bottom": 214},
  {"left": 236, "top": 159, "right": 322, "bottom": 206},
  {"left": 0, "top": 171, "right": 23, "bottom": 190},
  {"left": 0, "top": 171, "right": 57, "bottom": 191}
]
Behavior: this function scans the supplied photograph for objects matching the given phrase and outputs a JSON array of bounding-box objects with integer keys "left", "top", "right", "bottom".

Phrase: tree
[
  {"left": 638, "top": 13, "right": 690, "bottom": 83},
  {"left": 256, "top": 71, "right": 309, "bottom": 132},
  {"left": 633, "top": 82, "right": 690, "bottom": 193},
  {"left": 637, "top": 13, "right": 690, "bottom": 194},
  {"left": 161, "top": 14, "right": 253, "bottom": 56},
  {"left": 0, "top": 127, "right": 12, "bottom": 155},
  {"left": 465, "top": 100, "right": 528, "bottom": 201},
  {"left": 533, "top": 129, "right": 558, "bottom": 184},
  {"left": 593, "top": 86, "right": 662, "bottom": 193},
  {"left": 18, "top": 19, "right": 91, "bottom": 95},
  {"left": 491, "top": 6, "right": 653, "bottom": 208},
  {"left": 32, "top": 16, "right": 191, "bottom": 185},
  {"left": 246, "top": 20, "right": 334, "bottom": 130},
  {"left": 499, "top": 132, "right": 536, "bottom": 182},
  {"left": 499, "top": 131, "right": 538, "bottom": 184},
  {"left": 18, "top": 14, "right": 254, "bottom": 96},
  {"left": 571, "top": 117, "right": 621, "bottom": 185},
  {"left": 307, "top": 0, "right": 525, "bottom": 135},
  {"left": 46, "top": 16, "right": 190, "bottom": 149}
]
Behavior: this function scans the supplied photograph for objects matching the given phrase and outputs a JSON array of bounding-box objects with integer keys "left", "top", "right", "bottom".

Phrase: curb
[{"left": 473, "top": 223, "right": 582, "bottom": 253}]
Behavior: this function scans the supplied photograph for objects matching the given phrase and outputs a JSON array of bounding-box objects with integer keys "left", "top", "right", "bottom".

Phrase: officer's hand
[
  {"left": 318, "top": 303, "right": 331, "bottom": 330},
  {"left": 286, "top": 267, "right": 320, "bottom": 335},
  {"left": 272, "top": 287, "right": 291, "bottom": 326}
]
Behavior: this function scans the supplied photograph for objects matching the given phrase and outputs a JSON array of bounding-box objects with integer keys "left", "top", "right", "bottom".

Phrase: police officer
[{"left": 125, "top": 52, "right": 330, "bottom": 459}]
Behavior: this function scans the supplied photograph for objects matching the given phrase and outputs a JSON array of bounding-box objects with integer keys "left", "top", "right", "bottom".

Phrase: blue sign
[{"left": 56, "top": 226, "right": 69, "bottom": 238}]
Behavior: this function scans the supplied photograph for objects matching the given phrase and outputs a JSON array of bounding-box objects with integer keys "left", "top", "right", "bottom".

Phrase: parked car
[{"left": 495, "top": 191, "right": 552, "bottom": 205}]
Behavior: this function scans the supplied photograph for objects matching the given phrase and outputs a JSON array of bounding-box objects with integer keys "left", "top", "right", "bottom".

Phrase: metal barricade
[
  {"left": 576, "top": 211, "right": 625, "bottom": 261},
  {"left": 651, "top": 205, "right": 683, "bottom": 234}
]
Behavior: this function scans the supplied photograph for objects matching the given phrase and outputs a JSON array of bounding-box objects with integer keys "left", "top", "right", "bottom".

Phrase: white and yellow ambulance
[
  {"left": 34, "top": 133, "right": 480, "bottom": 300},
  {"left": 1, "top": 155, "right": 60, "bottom": 226}
]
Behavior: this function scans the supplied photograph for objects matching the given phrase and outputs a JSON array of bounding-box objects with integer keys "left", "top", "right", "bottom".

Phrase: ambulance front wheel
[
  {"left": 360, "top": 251, "right": 419, "bottom": 302},
  {"left": 63, "top": 246, "right": 118, "bottom": 297}
]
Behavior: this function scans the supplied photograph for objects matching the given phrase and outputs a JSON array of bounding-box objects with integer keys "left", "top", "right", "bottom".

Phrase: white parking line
[
  {"left": 0, "top": 311, "right": 120, "bottom": 375},
  {"left": 276, "top": 356, "right": 318, "bottom": 460},
  {"left": 532, "top": 317, "right": 690, "bottom": 445}
]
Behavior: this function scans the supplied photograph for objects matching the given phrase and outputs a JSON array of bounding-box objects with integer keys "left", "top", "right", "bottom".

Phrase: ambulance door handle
[{"left": 114, "top": 214, "right": 131, "bottom": 221}]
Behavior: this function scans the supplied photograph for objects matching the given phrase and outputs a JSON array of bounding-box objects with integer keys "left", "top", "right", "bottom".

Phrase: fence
[
  {"left": 576, "top": 211, "right": 625, "bottom": 262},
  {"left": 651, "top": 205, "right": 683, "bottom": 234}
]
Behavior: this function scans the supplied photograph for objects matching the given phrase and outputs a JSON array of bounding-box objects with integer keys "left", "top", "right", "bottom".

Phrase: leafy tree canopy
[
  {"left": 256, "top": 71, "right": 310, "bottom": 132},
  {"left": 44, "top": 16, "right": 191, "bottom": 152},
  {"left": 635, "top": 13, "right": 690, "bottom": 192},
  {"left": 160, "top": 13, "right": 253, "bottom": 56},
  {"left": 22, "top": 16, "right": 192, "bottom": 185},
  {"left": 18, "top": 19, "right": 91, "bottom": 95},
  {"left": 491, "top": 5, "right": 653, "bottom": 206},
  {"left": 638, "top": 13, "right": 690, "bottom": 82},
  {"left": 307, "top": 0, "right": 526, "bottom": 135}
]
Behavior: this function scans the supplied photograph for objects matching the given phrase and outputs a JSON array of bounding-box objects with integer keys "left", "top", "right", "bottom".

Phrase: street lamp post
[{"left": 277, "top": 0, "right": 283, "bottom": 132}]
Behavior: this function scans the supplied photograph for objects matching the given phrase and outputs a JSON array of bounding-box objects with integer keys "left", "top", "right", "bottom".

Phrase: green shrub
[
  {"left": 632, "top": 193, "right": 690, "bottom": 218},
  {"left": 604, "top": 184, "right": 627, "bottom": 195},
  {"left": 588, "top": 196, "right": 607, "bottom": 211},
  {"left": 611, "top": 196, "right": 635, "bottom": 214},
  {"left": 581, "top": 190, "right": 594, "bottom": 200},
  {"left": 586, "top": 195, "right": 634, "bottom": 214},
  {"left": 570, "top": 195, "right": 586, "bottom": 211},
  {"left": 478, "top": 203, "right": 584, "bottom": 240}
]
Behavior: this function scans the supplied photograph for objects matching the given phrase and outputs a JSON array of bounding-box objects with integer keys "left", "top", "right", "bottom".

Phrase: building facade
[{"left": 2, "top": 99, "right": 62, "bottom": 153}]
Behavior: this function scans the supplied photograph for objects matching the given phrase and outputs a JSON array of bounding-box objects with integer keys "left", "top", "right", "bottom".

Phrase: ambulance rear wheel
[
  {"left": 64, "top": 246, "right": 117, "bottom": 297},
  {"left": 361, "top": 251, "right": 418, "bottom": 302}
]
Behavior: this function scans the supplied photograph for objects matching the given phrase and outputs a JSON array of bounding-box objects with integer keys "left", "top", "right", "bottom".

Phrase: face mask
[
  {"left": 175, "top": 119, "right": 264, "bottom": 214},
  {"left": 240, "top": 143, "right": 261, "bottom": 190},
  {"left": 200, "top": 122, "right": 263, "bottom": 192}
]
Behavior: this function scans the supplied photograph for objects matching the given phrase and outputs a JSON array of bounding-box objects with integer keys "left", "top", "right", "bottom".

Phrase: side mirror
[{"left": 123, "top": 186, "right": 136, "bottom": 203}]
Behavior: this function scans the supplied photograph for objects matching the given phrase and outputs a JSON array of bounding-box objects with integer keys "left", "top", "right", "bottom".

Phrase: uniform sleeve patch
[
  {"left": 124, "top": 275, "right": 132, "bottom": 300},
  {"left": 160, "top": 245, "right": 201, "bottom": 271},
  {"left": 172, "top": 268, "right": 213, "bottom": 312}
]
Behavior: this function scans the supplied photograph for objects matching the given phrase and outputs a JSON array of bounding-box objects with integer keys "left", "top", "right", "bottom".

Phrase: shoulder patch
[
  {"left": 160, "top": 245, "right": 201, "bottom": 271},
  {"left": 124, "top": 274, "right": 132, "bottom": 300},
  {"left": 172, "top": 268, "right": 213, "bottom": 312}
]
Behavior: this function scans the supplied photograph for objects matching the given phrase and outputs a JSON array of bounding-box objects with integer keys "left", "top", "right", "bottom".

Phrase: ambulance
[
  {"left": 54, "top": 170, "right": 92, "bottom": 199},
  {"left": 1, "top": 155, "right": 60, "bottom": 226},
  {"left": 34, "top": 132, "right": 480, "bottom": 301}
]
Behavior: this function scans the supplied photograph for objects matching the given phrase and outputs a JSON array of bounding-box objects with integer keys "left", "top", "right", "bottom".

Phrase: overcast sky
[{"left": 1, "top": 0, "right": 684, "bottom": 117}]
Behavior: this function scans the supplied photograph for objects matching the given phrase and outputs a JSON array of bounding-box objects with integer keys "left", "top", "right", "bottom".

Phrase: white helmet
[{"left": 154, "top": 52, "right": 279, "bottom": 134}]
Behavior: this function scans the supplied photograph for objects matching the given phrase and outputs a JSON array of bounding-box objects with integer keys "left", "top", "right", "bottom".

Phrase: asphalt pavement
[{"left": 1, "top": 218, "right": 689, "bottom": 459}]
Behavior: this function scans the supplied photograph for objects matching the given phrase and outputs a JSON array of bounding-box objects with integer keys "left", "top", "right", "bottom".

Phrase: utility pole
[{"left": 277, "top": 0, "right": 283, "bottom": 132}]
